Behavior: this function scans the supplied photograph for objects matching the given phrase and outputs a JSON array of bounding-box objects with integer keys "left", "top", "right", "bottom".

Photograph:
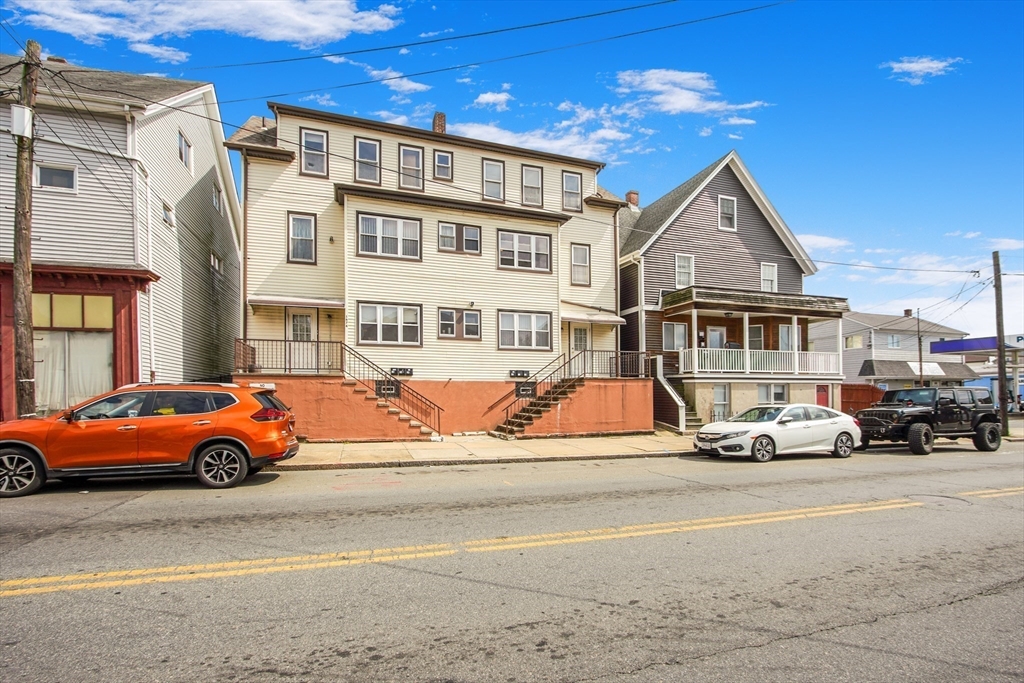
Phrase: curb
[{"left": 269, "top": 450, "right": 693, "bottom": 471}]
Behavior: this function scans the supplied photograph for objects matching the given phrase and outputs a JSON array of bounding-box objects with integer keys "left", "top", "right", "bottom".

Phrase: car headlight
[{"left": 718, "top": 431, "right": 749, "bottom": 440}]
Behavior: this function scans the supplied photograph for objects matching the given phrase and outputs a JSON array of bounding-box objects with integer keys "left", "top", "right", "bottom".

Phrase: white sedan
[{"left": 694, "top": 404, "right": 862, "bottom": 462}]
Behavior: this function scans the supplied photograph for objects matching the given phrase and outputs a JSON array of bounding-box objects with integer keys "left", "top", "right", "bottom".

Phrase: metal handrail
[
  {"left": 485, "top": 353, "right": 566, "bottom": 412},
  {"left": 339, "top": 343, "right": 444, "bottom": 434},
  {"left": 503, "top": 351, "right": 583, "bottom": 426}
]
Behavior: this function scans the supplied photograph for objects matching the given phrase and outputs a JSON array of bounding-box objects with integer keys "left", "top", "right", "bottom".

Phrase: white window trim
[
  {"left": 434, "top": 150, "right": 452, "bottom": 180},
  {"left": 483, "top": 159, "right": 504, "bottom": 201},
  {"left": 438, "top": 308, "right": 457, "bottom": 338},
  {"left": 498, "top": 311, "right": 552, "bottom": 350},
  {"left": 662, "top": 322, "right": 688, "bottom": 351},
  {"left": 463, "top": 310, "right": 481, "bottom": 338},
  {"left": 571, "top": 244, "right": 591, "bottom": 286},
  {"left": 760, "top": 262, "right": 778, "bottom": 293},
  {"left": 675, "top": 253, "right": 694, "bottom": 289},
  {"left": 463, "top": 225, "right": 481, "bottom": 254},
  {"left": 718, "top": 194, "right": 737, "bottom": 232},
  {"left": 398, "top": 144, "right": 424, "bottom": 190},
  {"left": 888, "top": 334, "right": 901, "bottom": 349},
  {"left": 212, "top": 184, "right": 223, "bottom": 214},
  {"left": 758, "top": 383, "right": 789, "bottom": 405},
  {"left": 498, "top": 230, "right": 551, "bottom": 272},
  {"left": 748, "top": 324, "right": 764, "bottom": 350},
  {"left": 161, "top": 200, "right": 175, "bottom": 228},
  {"left": 437, "top": 308, "right": 481, "bottom": 339},
  {"left": 562, "top": 171, "right": 583, "bottom": 212},
  {"left": 178, "top": 131, "right": 193, "bottom": 175},
  {"left": 358, "top": 303, "right": 421, "bottom": 346},
  {"left": 33, "top": 162, "right": 77, "bottom": 193},
  {"left": 779, "top": 324, "right": 802, "bottom": 352},
  {"left": 438, "top": 222, "right": 457, "bottom": 252},
  {"left": 522, "top": 165, "right": 543, "bottom": 207},
  {"left": 210, "top": 252, "right": 223, "bottom": 273},
  {"left": 358, "top": 214, "right": 420, "bottom": 260},
  {"left": 300, "top": 128, "right": 328, "bottom": 177},
  {"left": 288, "top": 213, "right": 317, "bottom": 263},
  {"left": 354, "top": 137, "right": 380, "bottom": 184}
]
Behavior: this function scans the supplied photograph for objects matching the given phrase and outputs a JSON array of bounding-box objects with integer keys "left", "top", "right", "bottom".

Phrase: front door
[
  {"left": 571, "top": 324, "right": 589, "bottom": 375},
  {"left": 707, "top": 326, "right": 727, "bottom": 349},
  {"left": 138, "top": 391, "right": 218, "bottom": 465},
  {"left": 286, "top": 308, "right": 318, "bottom": 373},
  {"left": 955, "top": 389, "right": 975, "bottom": 429},
  {"left": 816, "top": 385, "right": 829, "bottom": 407},
  {"left": 45, "top": 391, "right": 149, "bottom": 469},
  {"left": 937, "top": 389, "right": 958, "bottom": 429}
]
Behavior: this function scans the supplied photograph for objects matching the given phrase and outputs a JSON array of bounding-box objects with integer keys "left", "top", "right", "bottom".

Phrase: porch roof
[
  {"left": 662, "top": 285, "right": 848, "bottom": 319},
  {"left": 560, "top": 302, "right": 625, "bottom": 326},
  {"left": 247, "top": 294, "right": 346, "bottom": 309}
]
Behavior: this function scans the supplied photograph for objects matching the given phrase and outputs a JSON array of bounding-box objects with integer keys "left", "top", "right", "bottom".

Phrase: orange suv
[{"left": 0, "top": 383, "right": 299, "bottom": 497}]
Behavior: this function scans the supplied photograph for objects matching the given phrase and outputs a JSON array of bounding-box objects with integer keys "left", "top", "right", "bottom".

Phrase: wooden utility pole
[
  {"left": 917, "top": 308, "right": 923, "bottom": 387},
  {"left": 13, "top": 40, "right": 41, "bottom": 419},
  {"left": 993, "top": 251, "right": 1009, "bottom": 436}
]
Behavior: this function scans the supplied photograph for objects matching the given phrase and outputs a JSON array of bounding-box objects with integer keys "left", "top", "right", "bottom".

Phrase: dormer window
[
  {"left": 434, "top": 150, "right": 452, "bottom": 180},
  {"left": 562, "top": 171, "right": 582, "bottom": 211},
  {"left": 399, "top": 145, "right": 424, "bottom": 190},
  {"left": 355, "top": 137, "right": 380, "bottom": 183},
  {"left": 300, "top": 129, "right": 328, "bottom": 176},
  {"left": 718, "top": 195, "right": 737, "bottom": 231},
  {"left": 178, "top": 132, "right": 192, "bottom": 172},
  {"left": 483, "top": 159, "right": 504, "bottom": 201}
]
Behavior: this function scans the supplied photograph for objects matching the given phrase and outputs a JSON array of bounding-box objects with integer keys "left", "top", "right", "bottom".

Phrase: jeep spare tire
[
  {"left": 907, "top": 423, "right": 934, "bottom": 455},
  {"left": 972, "top": 423, "right": 1001, "bottom": 452}
]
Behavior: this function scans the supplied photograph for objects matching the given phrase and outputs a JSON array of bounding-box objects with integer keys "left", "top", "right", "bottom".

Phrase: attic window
[
  {"left": 178, "top": 132, "right": 192, "bottom": 172},
  {"left": 718, "top": 195, "right": 736, "bottom": 231}
]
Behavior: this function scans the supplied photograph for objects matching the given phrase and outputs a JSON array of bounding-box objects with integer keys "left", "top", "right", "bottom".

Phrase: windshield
[
  {"left": 728, "top": 406, "right": 785, "bottom": 423},
  {"left": 880, "top": 389, "right": 937, "bottom": 405}
]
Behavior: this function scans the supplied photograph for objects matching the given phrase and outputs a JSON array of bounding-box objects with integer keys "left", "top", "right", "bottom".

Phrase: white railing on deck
[
  {"left": 698, "top": 348, "right": 745, "bottom": 372},
  {"left": 679, "top": 348, "right": 694, "bottom": 373},
  {"left": 798, "top": 351, "right": 839, "bottom": 374},
  {"left": 673, "top": 348, "right": 840, "bottom": 375},
  {"left": 750, "top": 350, "right": 794, "bottom": 373}
]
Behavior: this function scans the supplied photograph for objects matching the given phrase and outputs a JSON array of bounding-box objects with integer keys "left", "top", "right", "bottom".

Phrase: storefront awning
[
  {"left": 247, "top": 295, "right": 346, "bottom": 309},
  {"left": 560, "top": 303, "right": 625, "bottom": 326}
]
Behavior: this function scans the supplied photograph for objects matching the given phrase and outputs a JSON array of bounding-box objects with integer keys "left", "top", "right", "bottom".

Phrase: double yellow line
[
  {"left": 1, "top": 498, "right": 923, "bottom": 598},
  {"left": 959, "top": 486, "right": 1024, "bottom": 499}
]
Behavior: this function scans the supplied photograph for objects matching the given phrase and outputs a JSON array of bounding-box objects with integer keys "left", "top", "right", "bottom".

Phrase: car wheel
[
  {"left": 832, "top": 433, "right": 854, "bottom": 458},
  {"left": 972, "top": 423, "right": 1001, "bottom": 452},
  {"left": 0, "top": 448, "right": 45, "bottom": 498},
  {"left": 246, "top": 467, "right": 263, "bottom": 477},
  {"left": 195, "top": 444, "right": 248, "bottom": 489},
  {"left": 750, "top": 436, "right": 775, "bottom": 463},
  {"left": 854, "top": 437, "right": 870, "bottom": 451},
  {"left": 907, "top": 423, "right": 934, "bottom": 455}
]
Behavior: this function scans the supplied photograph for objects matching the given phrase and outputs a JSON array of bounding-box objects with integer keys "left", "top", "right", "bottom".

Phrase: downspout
[
  {"left": 145, "top": 164, "right": 155, "bottom": 382},
  {"left": 241, "top": 150, "right": 249, "bottom": 342},
  {"left": 613, "top": 205, "right": 619, "bottom": 353}
]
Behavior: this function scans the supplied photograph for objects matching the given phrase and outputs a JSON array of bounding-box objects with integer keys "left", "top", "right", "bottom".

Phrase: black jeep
[{"left": 855, "top": 387, "right": 1002, "bottom": 455}]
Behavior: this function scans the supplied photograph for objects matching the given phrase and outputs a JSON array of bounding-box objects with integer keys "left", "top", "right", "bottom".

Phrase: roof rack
[{"left": 118, "top": 382, "right": 241, "bottom": 389}]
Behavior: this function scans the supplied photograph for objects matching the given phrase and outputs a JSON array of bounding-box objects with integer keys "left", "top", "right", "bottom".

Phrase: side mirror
[
  {"left": 938, "top": 398, "right": 952, "bottom": 406},
  {"left": 62, "top": 410, "right": 76, "bottom": 422},
  {"left": 778, "top": 416, "right": 793, "bottom": 425}
]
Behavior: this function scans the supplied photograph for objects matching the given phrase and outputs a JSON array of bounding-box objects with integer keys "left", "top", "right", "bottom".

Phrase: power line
[
  {"left": 182, "top": 0, "right": 682, "bottom": 71},
  {"left": 0, "top": 20, "right": 26, "bottom": 52}
]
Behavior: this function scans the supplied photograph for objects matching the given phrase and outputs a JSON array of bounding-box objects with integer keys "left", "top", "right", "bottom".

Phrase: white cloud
[
  {"left": 325, "top": 55, "right": 431, "bottom": 93},
  {"left": 698, "top": 126, "right": 712, "bottom": 137},
  {"left": 472, "top": 91, "right": 514, "bottom": 112},
  {"left": 418, "top": 28, "right": 453, "bottom": 38},
  {"left": 720, "top": 116, "right": 755, "bottom": 125},
  {"left": 398, "top": 47, "right": 410, "bottom": 55},
  {"left": 962, "top": 231, "right": 981, "bottom": 239},
  {"left": 881, "top": 56, "right": 964, "bottom": 85},
  {"left": 944, "top": 230, "right": 962, "bottom": 237},
  {"left": 390, "top": 94, "right": 411, "bottom": 104},
  {"left": 141, "top": 72, "right": 168, "bottom": 78},
  {"left": 728, "top": 133, "right": 742, "bottom": 140},
  {"left": 615, "top": 69, "right": 767, "bottom": 115},
  {"left": 989, "top": 238, "right": 1024, "bottom": 251},
  {"left": 456, "top": 77, "right": 472, "bottom": 84},
  {"left": 798, "top": 234, "right": 853, "bottom": 252},
  {"left": 863, "top": 247, "right": 901, "bottom": 254},
  {"left": 299, "top": 93, "right": 339, "bottom": 107},
  {"left": 447, "top": 122, "right": 612, "bottom": 161},
  {"left": 128, "top": 42, "right": 189, "bottom": 63},
  {"left": 7, "top": 0, "right": 400, "bottom": 61},
  {"left": 501, "top": 82, "right": 512, "bottom": 91},
  {"left": 373, "top": 110, "right": 409, "bottom": 126}
]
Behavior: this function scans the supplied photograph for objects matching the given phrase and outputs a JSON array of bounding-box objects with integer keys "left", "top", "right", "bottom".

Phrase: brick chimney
[
  {"left": 904, "top": 309, "right": 913, "bottom": 317},
  {"left": 432, "top": 112, "right": 446, "bottom": 134},
  {"left": 626, "top": 189, "right": 639, "bottom": 206},
  {"left": 46, "top": 55, "right": 67, "bottom": 63}
]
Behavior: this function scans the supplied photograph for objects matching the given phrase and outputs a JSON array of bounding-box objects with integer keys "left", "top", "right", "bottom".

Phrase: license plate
[{"left": 697, "top": 441, "right": 710, "bottom": 449}]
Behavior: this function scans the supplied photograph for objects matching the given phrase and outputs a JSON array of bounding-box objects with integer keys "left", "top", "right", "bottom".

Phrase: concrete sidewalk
[{"left": 272, "top": 423, "right": 1024, "bottom": 471}]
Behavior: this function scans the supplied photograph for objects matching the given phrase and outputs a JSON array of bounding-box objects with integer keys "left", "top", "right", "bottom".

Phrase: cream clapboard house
[{"left": 227, "top": 104, "right": 650, "bottom": 440}]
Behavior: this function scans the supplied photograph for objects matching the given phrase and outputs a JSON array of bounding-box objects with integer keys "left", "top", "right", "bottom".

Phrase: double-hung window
[
  {"left": 562, "top": 171, "right": 582, "bottom": 211},
  {"left": 887, "top": 334, "right": 901, "bottom": 349},
  {"left": 212, "top": 185, "right": 223, "bottom": 214},
  {"left": 358, "top": 214, "right": 420, "bottom": 259},
  {"left": 399, "top": 145, "right": 424, "bottom": 190},
  {"left": 522, "top": 165, "right": 543, "bottom": 206},
  {"left": 438, "top": 308, "right": 481, "bottom": 340},
  {"left": 718, "top": 195, "right": 737, "bottom": 231},
  {"left": 162, "top": 202, "right": 175, "bottom": 227},
  {"left": 499, "top": 312, "right": 551, "bottom": 350},
  {"left": 845, "top": 335, "right": 863, "bottom": 349},
  {"left": 662, "top": 322, "right": 688, "bottom": 351},
  {"left": 355, "top": 137, "right": 380, "bottom": 183},
  {"left": 288, "top": 213, "right": 316, "bottom": 263},
  {"left": 434, "top": 150, "right": 452, "bottom": 180},
  {"left": 483, "top": 159, "right": 504, "bottom": 201},
  {"left": 675, "top": 254, "right": 694, "bottom": 288},
  {"left": 779, "top": 324, "right": 801, "bottom": 352},
  {"left": 748, "top": 325, "right": 764, "bottom": 350},
  {"left": 438, "top": 223, "right": 481, "bottom": 254},
  {"left": 571, "top": 244, "right": 590, "bottom": 285},
  {"left": 300, "top": 129, "right": 327, "bottom": 176},
  {"left": 760, "top": 263, "right": 778, "bottom": 292},
  {"left": 35, "top": 164, "right": 76, "bottom": 191},
  {"left": 178, "top": 131, "right": 192, "bottom": 171},
  {"left": 758, "top": 384, "right": 788, "bottom": 404},
  {"left": 359, "top": 304, "right": 420, "bottom": 345},
  {"left": 498, "top": 231, "right": 550, "bottom": 271},
  {"left": 210, "top": 252, "right": 223, "bottom": 273}
]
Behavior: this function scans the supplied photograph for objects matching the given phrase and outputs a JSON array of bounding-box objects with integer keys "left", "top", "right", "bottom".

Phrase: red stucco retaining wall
[{"left": 522, "top": 379, "right": 653, "bottom": 437}]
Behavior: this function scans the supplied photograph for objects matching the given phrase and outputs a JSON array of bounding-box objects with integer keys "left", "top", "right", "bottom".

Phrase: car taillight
[
  {"left": 853, "top": 418, "right": 861, "bottom": 427},
  {"left": 251, "top": 407, "right": 287, "bottom": 422}
]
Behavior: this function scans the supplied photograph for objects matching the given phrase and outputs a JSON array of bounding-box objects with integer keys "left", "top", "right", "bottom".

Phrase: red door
[{"left": 816, "top": 385, "right": 829, "bottom": 407}]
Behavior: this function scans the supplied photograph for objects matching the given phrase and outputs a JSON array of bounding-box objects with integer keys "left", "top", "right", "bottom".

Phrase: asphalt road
[{"left": 1, "top": 442, "right": 1022, "bottom": 682}]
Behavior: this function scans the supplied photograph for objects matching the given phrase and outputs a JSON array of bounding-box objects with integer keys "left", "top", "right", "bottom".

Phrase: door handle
[
  {"left": 803, "top": 425, "right": 811, "bottom": 429},
  {"left": 192, "top": 420, "right": 211, "bottom": 426},
  {"left": 117, "top": 424, "right": 138, "bottom": 431}
]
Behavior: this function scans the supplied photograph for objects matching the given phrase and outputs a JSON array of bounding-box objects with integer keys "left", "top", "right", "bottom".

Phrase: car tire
[
  {"left": 195, "top": 444, "right": 248, "bottom": 489},
  {"left": 0, "top": 447, "right": 45, "bottom": 498},
  {"left": 750, "top": 436, "right": 775, "bottom": 463},
  {"left": 907, "top": 423, "right": 934, "bottom": 455},
  {"left": 832, "top": 433, "right": 854, "bottom": 458},
  {"left": 854, "top": 437, "right": 870, "bottom": 451},
  {"left": 972, "top": 423, "right": 1001, "bottom": 452}
]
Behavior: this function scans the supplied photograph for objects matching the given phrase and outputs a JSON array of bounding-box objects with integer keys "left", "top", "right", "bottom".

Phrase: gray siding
[
  {"left": 642, "top": 166, "right": 803, "bottom": 307},
  {"left": 621, "top": 311, "right": 639, "bottom": 352},
  {"left": 620, "top": 261, "right": 639, "bottom": 310}
]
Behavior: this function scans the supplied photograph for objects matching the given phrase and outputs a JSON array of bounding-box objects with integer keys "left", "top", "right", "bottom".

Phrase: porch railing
[
  {"left": 675, "top": 348, "right": 840, "bottom": 375},
  {"left": 234, "top": 338, "right": 443, "bottom": 434}
]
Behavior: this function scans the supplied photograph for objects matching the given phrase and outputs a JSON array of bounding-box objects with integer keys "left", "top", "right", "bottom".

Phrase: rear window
[
  {"left": 211, "top": 392, "right": 238, "bottom": 410},
  {"left": 974, "top": 389, "right": 993, "bottom": 405},
  {"left": 254, "top": 392, "right": 288, "bottom": 411}
]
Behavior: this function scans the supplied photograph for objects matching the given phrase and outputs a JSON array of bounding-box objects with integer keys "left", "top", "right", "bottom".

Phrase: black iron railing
[{"left": 234, "top": 339, "right": 443, "bottom": 434}]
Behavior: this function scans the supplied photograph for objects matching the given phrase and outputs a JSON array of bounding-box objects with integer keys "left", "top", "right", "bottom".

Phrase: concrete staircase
[
  {"left": 490, "top": 377, "right": 585, "bottom": 439},
  {"left": 342, "top": 379, "right": 438, "bottom": 438}
]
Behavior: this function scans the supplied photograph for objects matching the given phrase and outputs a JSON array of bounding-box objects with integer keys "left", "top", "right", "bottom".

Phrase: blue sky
[{"left": 3, "top": 0, "right": 1022, "bottom": 337}]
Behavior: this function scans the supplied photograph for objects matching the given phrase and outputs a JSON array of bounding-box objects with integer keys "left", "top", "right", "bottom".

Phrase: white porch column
[
  {"left": 743, "top": 311, "right": 750, "bottom": 374},
  {"left": 691, "top": 308, "right": 699, "bottom": 374},
  {"left": 836, "top": 316, "right": 843, "bottom": 378},
  {"left": 792, "top": 314, "right": 800, "bottom": 375}
]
